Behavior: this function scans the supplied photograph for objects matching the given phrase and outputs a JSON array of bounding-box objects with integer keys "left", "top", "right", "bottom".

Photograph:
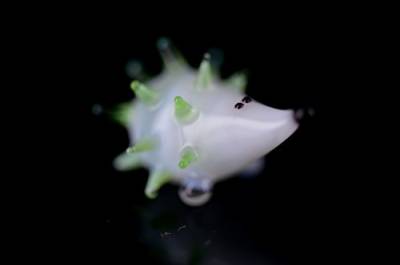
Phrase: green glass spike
[
  {"left": 178, "top": 146, "right": 198, "bottom": 169},
  {"left": 157, "top": 37, "right": 187, "bottom": 72},
  {"left": 145, "top": 170, "right": 171, "bottom": 199},
  {"left": 113, "top": 152, "right": 141, "bottom": 171},
  {"left": 130, "top": 81, "right": 159, "bottom": 106},
  {"left": 195, "top": 53, "right": 213, "bottom": 90},
  {"left": 227, "top": 72, "right": 247, "bottom": 93},
  {"left": 109, "top": 102, "right": 133, "bottom": 126},
  {"left": 126, "top": 60, "right": 150, "bottom": 81},
  {"left": 126, "top": 138, "right": 155, "bottom": 153},
  {"left": 174, "top": 96, "right": 199, "bottom": 124}
]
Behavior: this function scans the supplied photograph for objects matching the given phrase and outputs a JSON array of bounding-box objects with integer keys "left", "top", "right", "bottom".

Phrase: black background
[{"left": 33, "top": 17, "right": 365, "bottom": 265}]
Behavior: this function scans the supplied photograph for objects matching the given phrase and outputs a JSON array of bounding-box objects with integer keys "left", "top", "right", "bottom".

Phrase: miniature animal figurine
[{"left": 112, "top": 38, "right": 299, "bottom": 206}]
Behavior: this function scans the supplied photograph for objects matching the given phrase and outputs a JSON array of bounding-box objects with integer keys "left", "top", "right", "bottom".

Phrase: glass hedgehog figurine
[{"left": 112, "top": 39, "right": 299, "bottom": 206}]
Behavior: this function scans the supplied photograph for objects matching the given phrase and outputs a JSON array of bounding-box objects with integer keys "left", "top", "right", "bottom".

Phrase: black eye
[
  {"left": 242, "top": 96, "right": 252, "bottom": 103},
  {"left": 234, "top": 102, "right": 244, "bottom": 109}
]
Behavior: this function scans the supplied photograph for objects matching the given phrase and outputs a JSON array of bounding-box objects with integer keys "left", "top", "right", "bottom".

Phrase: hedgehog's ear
[
  {"left": 195, "top": 53, "right": 213, "bottom": 91},
  {"left": 157, "top": 37, "right": 187, "bottom": 72},
  {"left": 226, "top": 71, "right": 248, "bottom": 93}
]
